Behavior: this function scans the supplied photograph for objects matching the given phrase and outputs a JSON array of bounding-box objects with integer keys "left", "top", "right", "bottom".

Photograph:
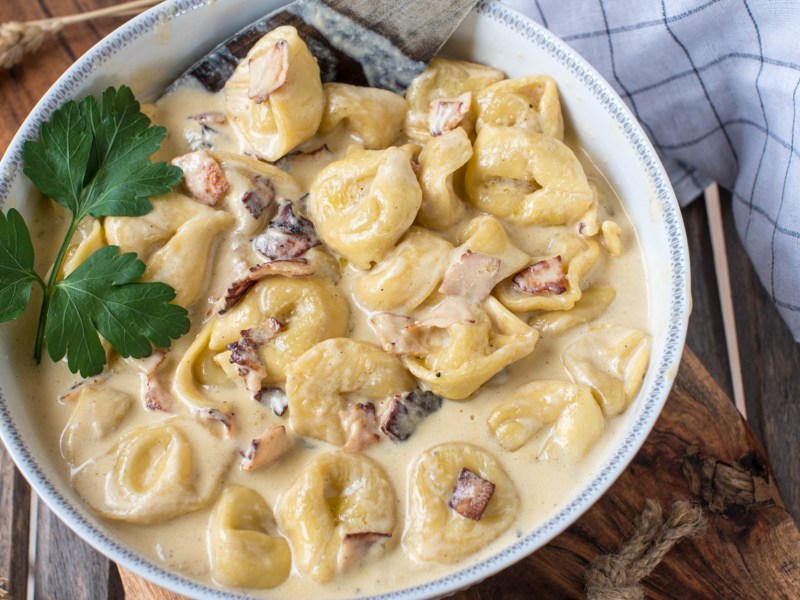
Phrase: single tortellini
[
  {"left": 73, "top": 421, "right": 233, "bottom": 524},
  {"left": 59, "top": 219, "right": 106, "bottom": 279},
  {"left": 563, "top": 323, "right": 652, "bottom": 416},
  {"left": 105, "top": 192, "right": 215, "bottom": 260},
  {"left": 286, "top": 338, "right": 415, "bottom": 445},
  {"left": 495, "top": 233, "right": 601, "bottom": 313},
  {"left": 319, "top": 83, "right": 408, "bottom": 149},
  {"left": 455, "top": 215, "right": 530, "bottom": 282},
  {"left": 402, "top": 297, "right": 538, "bottom": 400},
  {"left": 355, "top": 227, "right": 453, "bottom": 312},
  {"left": 488, "top": 381, "right": 604, "bottom": 460},
  {"left": 225, "top": 26, "right": 324, "bottom": 161},
  {"left": 415, "top": 127, "right": 472, "bottom": 229},
  {"left": 530, "top": 286, "right": 616, "bottom": 335},
  {"left": 307, "top": 145, "right": 422, "bottom": 268},
  {"left": 276, "top": 452, "right": 396, "bottom": 582},
  {"left": 403, "top": 443, "right": 519, "bottom": 563},
  {"left": 464, "top": 125, "right": 593, "bottom": 226},
  {"left": 475, "top": 75, "right": 564, "bottom": 140},
  {"left": 61, "top": 385, "right": 132, "bottom": 467},
  {"left": 404, "top": 58, "right": 505, "bottom": 142},
  {"left": 209, "top": 486, "right": 291, "bottom": 589},
  {"left": 145, "top": 209, "right": 234, "bottom": 307}
]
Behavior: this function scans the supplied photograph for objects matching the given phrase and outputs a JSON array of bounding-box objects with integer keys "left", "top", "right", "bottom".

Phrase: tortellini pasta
[
  {"left": 495, "top": 233, "right": 601, "bottom": 313},
  {"left": 59, "top": 219, "right": 106, "bottom": 279},
  {"left": 355, "top": 227, "right": 453, "bottom": 312},
  {"left": 319, "top": 83, "right": 408, "bottom": 149},
  {"left": 209, "top": 486, "right": 291, "bottom": 589},
  {"left": 415, "top": 127, "right": 472, "bottom": 229},
  {"left": 455, "top": 215, "right": 530, "bottom": 282},
  {"left": 276, "top": 452, "right": 396, "bottom": 582},
  {"left": 286, "top": 338, "right": 415, "bottom": 445},
  {"left": 488, "top": 381, "right": 604, "bottom": 460},
  {"left": 403, "top": 443, "right": 519, "bottom": 563},
  {"left": 225, "top": 26, "right": 324, "bottom": 161},
  {"left": 404, "top": 58, "right": 505, "bottom": 142},
  {"left": 464, "top": 125, "right": 593, "bottom": 226},
  {"left": 563, "top": 324, "right": 652, "bottom": 416},
  {"left": 402, "top": 297, "right": 538, "bottom": 400},
  {"left": 475, "top": 75, "right": 564, "bottom": 140},
  {"left": 73, "top": 421, "right": 233, "bottom": 523},
  {"left": 308, "top": 145, "right": 422, "bottom": 268},
  {"left": 61, "top": 385, "right": 132, "bottom": 467},
  {"left": 530, "top": 286, "right": 616, "bottom": 335}
]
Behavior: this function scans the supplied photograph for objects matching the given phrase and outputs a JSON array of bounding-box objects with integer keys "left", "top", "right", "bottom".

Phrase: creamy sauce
[{"left": 10, "top": 62, "right": 649, "bottom": 597}]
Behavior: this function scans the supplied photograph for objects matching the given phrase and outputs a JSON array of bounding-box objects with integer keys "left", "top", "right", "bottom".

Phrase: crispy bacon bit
[
  {"left": 218, "top": 259, "right": 315, "bottom": 314},
  {"left": 429, "top": 92, "right": 471, "bottom": 136},
  {"left": 240, "top": 426, "right": 289, "bottom": 471},
  {"left": 228, "top": 320, "right": 282, "bottom": 392},
  {"left": 380, "top": 389, "right": 443, "bottom": 442},
  {"left": 512, "top": 256, "right": 567, "bottom": 295},
  {"left": 171, "top": 150, "right": 230, "bottom": 206},
  {"left": 449, "top": 468, "right": 496, "bottom": 520},
  {"left": 253, "top": 201, "right": 320, "bottom": 260},
  {"left": 255, "top": 387, "right": 289, "bottom": 416},
  {"left": 199, "top": 407, "right": 235, "bottom": 437},
  {"left": 439, "top": 250, "right": 501, "bottom": 301},
  {"left": 337, "top": 532, "right": 391, "bottom": 574},
  {"left": 248, "top": 39, "right": 289, "bottom": 103},
  {"left": 188, "top": 112, "right": 226, "bottom": 125},
  {"left": 339, "top": 403, "right": 381, "bottom": 453},
  {"left": 241, "top": 175, "right": 275, "bottom": 219},
  {"left": 128, "top": 350, "right": 171, "bottom": 412}
]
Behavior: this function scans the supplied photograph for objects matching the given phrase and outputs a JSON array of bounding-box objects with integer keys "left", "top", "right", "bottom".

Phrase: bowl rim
[{"left": 0, "top": 0, "right": 691, "bottom": 598}]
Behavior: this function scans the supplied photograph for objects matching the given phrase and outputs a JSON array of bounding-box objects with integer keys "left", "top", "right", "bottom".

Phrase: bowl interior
[{"left": 0, "top": 1, "right": 689, "bottom": 598}]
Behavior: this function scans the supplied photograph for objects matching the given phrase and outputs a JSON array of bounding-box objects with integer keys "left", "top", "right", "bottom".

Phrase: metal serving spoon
[{"left": 173, "top": 0, "right": 479, "bottom": 95}]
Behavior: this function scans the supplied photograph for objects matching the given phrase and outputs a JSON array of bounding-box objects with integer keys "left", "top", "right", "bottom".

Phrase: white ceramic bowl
[{"left": 0, "top": 1, "right": 690, "bottom": 598}]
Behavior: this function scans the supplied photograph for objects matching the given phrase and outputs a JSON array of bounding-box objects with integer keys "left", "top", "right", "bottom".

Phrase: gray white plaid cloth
[{"left": 502, "top": 0, "right": 800, "bottom": 341}]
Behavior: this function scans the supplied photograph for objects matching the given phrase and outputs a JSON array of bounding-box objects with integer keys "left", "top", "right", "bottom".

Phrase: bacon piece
[
  {"left": 439, "top": 250, "right": 501, "bottom": 301},
  {"left": 449, "top": 468, "right": 495, "bottom": 520},
  {"left": 248, "top": 39, "right": 289, "bottom": 103},
  {"left": 241, "top": 175, "right": 275, "bottom": 219},
  {"left": 337, "top": 532, "right": 391, "bottom": 574},
  {"left": 188, "top": 112, "right": 226, "bottom": 125},
  {"left": 240, "top": 426, "right": 289, "bottom": 471},
  {"left": 198, "top": 407, "right": 235, "bottom": 437},
  {"left": 512, "top": 256, "right": 567, "bottom": 295},
  {"left": 380, "top": 389, "right": 443, "bottom": 442},
  {"left": 128, "top": 350, "right": 172, "bottom": 412},
  {"left": 253, "top": 201, "right": 320, "bottom": 260},
  {"left": 171, "top": 150, "right": 229, "bottom": 206},
  {"left": 228, "top": 319, "right": 283, "bottom": 392},
  {"left": 339, "top": 403, "right": 381, "bottom": 453},
  {"left": 255, "top": 386, "right": 288, "bottom": 416},
  {"left": 217, "top": 259, "right": 315, "bottom": 314},
  {"left": 428, "top": 92, "right": 471, "bottom": 136}
]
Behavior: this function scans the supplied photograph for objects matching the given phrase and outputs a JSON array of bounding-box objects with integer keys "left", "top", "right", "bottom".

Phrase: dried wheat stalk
[{"left": 0, "top": 0, "right": 161, "bottom": 69}]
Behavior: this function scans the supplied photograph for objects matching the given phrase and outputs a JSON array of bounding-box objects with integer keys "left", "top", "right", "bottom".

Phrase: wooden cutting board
[{"left": 118, "top": 347, "right": 800, "bottom": 599}]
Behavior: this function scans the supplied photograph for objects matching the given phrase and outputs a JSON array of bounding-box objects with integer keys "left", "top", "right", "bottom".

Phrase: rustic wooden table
[{"left": 1, "top": 2, "right": 799, "bottom": 599}]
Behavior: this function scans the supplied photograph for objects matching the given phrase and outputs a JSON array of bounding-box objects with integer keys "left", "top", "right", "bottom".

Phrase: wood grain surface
[{"left": 1, "top": 1, "right": 799, "bottom": 599}]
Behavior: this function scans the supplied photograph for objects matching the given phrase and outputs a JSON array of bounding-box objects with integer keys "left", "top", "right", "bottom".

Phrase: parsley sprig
[{"left": 0, "top": 86, "right": 190, "bottom": 377}]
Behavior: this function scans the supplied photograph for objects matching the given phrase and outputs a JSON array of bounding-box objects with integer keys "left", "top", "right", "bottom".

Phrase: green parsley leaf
[
  {"left": 22, "top": 85, "right": 182, "bottom": 220},
  {"left": 46, "top": 246, "right": 190, "bottom": 377},
  {"left": 0, "top": 209, "right": 43, "bottom": 322}
]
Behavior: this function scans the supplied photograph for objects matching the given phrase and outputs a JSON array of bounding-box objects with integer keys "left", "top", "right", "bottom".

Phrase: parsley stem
[{"left": 33, "top": 216, "right": 79, "bottom": 363}]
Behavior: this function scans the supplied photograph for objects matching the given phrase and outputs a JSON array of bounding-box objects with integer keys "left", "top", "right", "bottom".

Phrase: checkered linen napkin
[{"left": 502, "top": 0, "right": 800, "bottom": 340}]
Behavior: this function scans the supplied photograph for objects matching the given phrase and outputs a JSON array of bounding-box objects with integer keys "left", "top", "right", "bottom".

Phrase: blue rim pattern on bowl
[{"left": 0, "top": 1, "right": 689, "bottom": 598}]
